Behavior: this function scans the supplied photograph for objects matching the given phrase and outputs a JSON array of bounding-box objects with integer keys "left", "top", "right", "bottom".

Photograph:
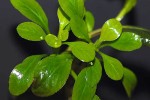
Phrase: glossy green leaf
[
  {"left": 86, "top": 58, "right": 102, "bottom": 87},
  {"left": 99, "top": 18, "right": 122, "bottom": 42},
  {"left": 70, "top": 16, "right": 90, "bottom": 42},
  {"left": 122, "top": 67, "right": 137, "bottom": 97},
  {"left": 17, "top": 22, "right": 46, "bottom": 41},
  {"left": 72, "top": 58, "right": 102, "bottom": 100},
  {"left": 32, "top": 53, "right": 73, "bottom": 97},
  {"left": 107, "top": 32, "right": 142, "bottom": 51},
  {"left": 58, "top": 0, "right": 85, "bottom": 18},
  {"left": 101, "top": 52, "right": 123, "bottom": 80},
  {"left": 57, "top": 8, "right": 70, "bottom": 41},
  {"left": 57, "top": 8, "right": 69, "bottom": 30},
  {"left": 116, "top": 0, "right": 137, "bottom": 21},
  {"left": 45, "top": 34, "right": 62, "bottom": 48},
  {"left": 9, "top": 55, "right": 45, "bottom": 96},
  {"left": 93, "top": 95, "right": 101, "bottom": 100},
  {"left": 65, "top": 41, "right": 95, "bottom": 62},
  {"left": 85, "top": 11, "right": 95, "bottom": 32},
  {"left": 58, "top": 29, "right": 69, "bottom": 41},
  {"left": 123, "top": 26, "right": 150, "bottom": 46},
  {"left": 11, "top": 0, "right": 49, "bottom": 33}
]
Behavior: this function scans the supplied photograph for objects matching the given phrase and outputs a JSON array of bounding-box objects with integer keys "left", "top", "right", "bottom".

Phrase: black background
[{"left": 1, "top": 0, "right": 150, "bottom": 100}]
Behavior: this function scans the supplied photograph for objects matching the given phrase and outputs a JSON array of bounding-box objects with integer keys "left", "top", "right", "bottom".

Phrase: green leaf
[
  {"left": 123, "top": 26, "right": 150, "bottom": 46},
  {"left": 116, "top": 0, "right": 137, "bottom": 21},
  {"left": 58, "top": 0, "right": 85, "bottom": 18},
  {"left": 58, "top": 29, "right": 69, "bottom": 41},
  {"left": 100, "top": 52, "right": 123, "bottom": 80},
  {"left": 57, "top": 8, "right": 70, "bottom": 41},
  {"left": 17, "top": 22, "right": 46, "bottom": 41},
  {"left": 72, "top": 58, "right": 102, "bottom": 100},
  {"left": 107, "top": 32, "right": 142, "bottom": 51},
  {"left": 11, "top": 0, "right": 49, "bottom": 33},
  {"left": 86, "top": 58, "right": 102, "bottom": 87},
  {"left": 9, "top": 55, "right": 45, "bottom": 96},
  {"left": 65, "top": 41, "right": 95, "bottom": 62},
  {"left": 99, "top": 18, "right": 122, "bottom": 42},
  {"left": 32, "top": 53, "right": 73, "bottom": 97},
  {"left": 70, "top": 16, "right": 90, "bottom": 42},
  {"left": 122, "top": 67, "right": 137, "bottom": 97},
  {"left": 85, "top": 11, "right": 95, "bottom": 32},
  {"left": 93, "top": 95, "right": 101, "bottom": 100},
  {"left": 57, "top": 8, "right": 69, "bottom": 30},
  {"left": 45, "top": 34, "right": 62, "bottom": 48}
]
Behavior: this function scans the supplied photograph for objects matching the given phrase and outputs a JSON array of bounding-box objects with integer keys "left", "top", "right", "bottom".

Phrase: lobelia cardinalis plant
[{"left": 9, "top": 0, "right": 150, "bottom": 100}]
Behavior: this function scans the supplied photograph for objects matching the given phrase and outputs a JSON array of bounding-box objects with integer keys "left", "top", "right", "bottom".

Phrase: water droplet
[
  {"left": 39, "top": 71, "right": 47, "bottom": 79},
  {"left": 90, "top": 62, "right": 94, "bottom": 66},
  {"left": 40, "top": 36, "right": 44, "bottom": 40},
  {"left": 85, "top": 76, "right": 88, "bottom": 81},
  {"left": 81, "top": 60, "right": 85, "bottom": 62}
]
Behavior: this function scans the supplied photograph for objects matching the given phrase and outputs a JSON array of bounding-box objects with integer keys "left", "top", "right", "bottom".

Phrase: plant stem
[
  {"left": 89, "top": 28, "right": 101, "bottom": 38},
  {"left": 95, "top": 38, "right": 102, "bottom": 48},
  {"left": 116, "top": 0, "right": 137, "bottom": 21},
  {"left": 70, "top": 70, "right": 77, "bottom": 80}
]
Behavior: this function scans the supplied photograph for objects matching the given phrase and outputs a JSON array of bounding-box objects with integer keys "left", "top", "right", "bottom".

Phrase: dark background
[{"left": 1, "top": 0, "right": 150, "bottom": 100}]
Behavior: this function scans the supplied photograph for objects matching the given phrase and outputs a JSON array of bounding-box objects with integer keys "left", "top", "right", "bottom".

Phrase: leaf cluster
[{"left": 9, "top": 0, "right": 150, "bottom": 99}]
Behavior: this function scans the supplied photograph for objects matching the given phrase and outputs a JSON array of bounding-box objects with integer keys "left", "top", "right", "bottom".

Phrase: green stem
[
  {"left": 116, "top": 7, "right": 126, "bottom": 21},
  {"left": 89, "top": 28, "right": 101, "bottom": 38},
  {"left": 96, "top": 50, "right": 101, "bottom": 55},
  {"left": 95, "top": 38, "right": 102, "bottom": 48},
  {"left": 70, "top": 70, "right": 77, "bottom": 80},
  {"left": 116, "top": 0, "right": 137, "bottom": 21}
]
